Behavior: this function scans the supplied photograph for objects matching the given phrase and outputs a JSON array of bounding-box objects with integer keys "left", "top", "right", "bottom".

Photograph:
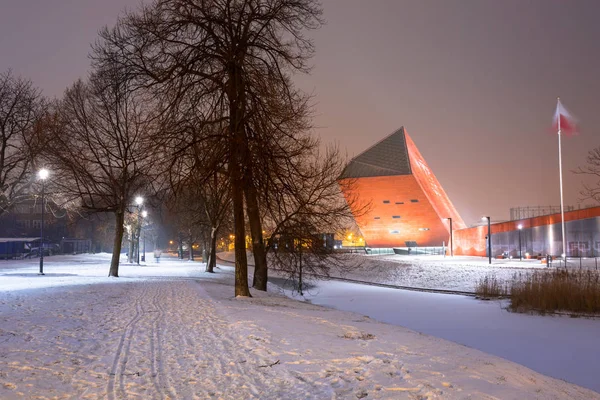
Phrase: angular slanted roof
[{"left": 340, "top": 126, "right": 411, "bottom": 179}]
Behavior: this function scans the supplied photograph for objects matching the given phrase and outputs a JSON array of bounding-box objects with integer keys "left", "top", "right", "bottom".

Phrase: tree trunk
[
  {"left": 245, "top": 172, "right": 268, "bottom": 291},
  {"left": 109, "top": 211, "right": 125, "bottom": 277},
  {"left": 206, "top": 228, "right": 218, "bottom": 273},
  {"left": 298, "top": 243, "right": 303, "bottom": 296},
  {"left": 232, "top": 172, "right": 251, "bottom": 297},
  {"left": 229, "top": 60, "right": 251, "bottom": 297},
  {"left": 230, "top": 129, "right": 250, "bottom": 296},
  {"left": 128, "top": 233, "right": 134, "bottom": 263},
  {"left": 189, "top": 234, "right": 194, "bottom": 261},
  {"left": 178, "top": 232, "right": 184, "bottom": 259}
]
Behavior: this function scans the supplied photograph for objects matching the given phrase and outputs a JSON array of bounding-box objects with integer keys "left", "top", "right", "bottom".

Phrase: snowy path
[
  {"left": 1, "top": 278, "right": 329, "bottom": 399},
  {"left": 0, "top": 255, "right": 598, "bottom": 399}
]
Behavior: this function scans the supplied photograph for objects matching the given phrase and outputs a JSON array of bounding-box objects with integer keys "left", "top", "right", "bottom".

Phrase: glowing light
[
  {"left": 518, "top": 224, "right": 523, "bottom": 230},
  {"left": 38, "top": 169, "right": 49, "bottom": 180},
  {"left": 141, "top": 211, "right": 148, "bottom": 218},
  {"left": 135, "top": 196, "right": 144, "bottom": 206}
]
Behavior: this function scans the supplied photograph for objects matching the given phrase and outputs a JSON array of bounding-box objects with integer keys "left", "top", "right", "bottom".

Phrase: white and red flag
[{"left": 552, "top": 98, "right": 578, "bottom": 136}]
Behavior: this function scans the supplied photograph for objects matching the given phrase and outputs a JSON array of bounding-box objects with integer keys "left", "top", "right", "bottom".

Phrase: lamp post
[
  {"left": 446, "top": 217, "right": 453, "bottom": 257},
  {"left": 347, "top": 233, "right": 353, "bottom": 253},
  {"left": 518, "top": 224, "right": 523, "bottom": 261},
  {"left": 135, "top": 196, "right": 143, "bottom": 265},
  {"left": 141, "top": 210, "right": 148, "bottom": 262},
  {"left": 38, "top": 169, "right": 49, "bottom": 275},
  {"left": 482, "top": 216, "right": 491, "bottom": 264}
]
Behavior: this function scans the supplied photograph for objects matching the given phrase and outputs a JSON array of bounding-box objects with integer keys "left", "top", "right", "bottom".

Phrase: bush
[
  {"left": 509, "top": 269, "right": 600, "bottom": 315},
  {"left": 475, "top": 275, "right": 508, "bottom": 299}
]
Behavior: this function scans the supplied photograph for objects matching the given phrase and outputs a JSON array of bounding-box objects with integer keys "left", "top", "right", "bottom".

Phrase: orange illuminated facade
[{"left": 339, "top": 127, "right": 465, "bottom": 248}]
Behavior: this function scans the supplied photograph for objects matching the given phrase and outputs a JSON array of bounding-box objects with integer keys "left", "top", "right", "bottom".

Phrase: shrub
[
  {"left": 509, "top": 269, "right": 600, "bottom": 315},
  {"left": 475, "top": 275, "right": 508, "bottom": 299}
]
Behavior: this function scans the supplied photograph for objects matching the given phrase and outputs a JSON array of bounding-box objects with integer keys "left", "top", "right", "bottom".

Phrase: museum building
[{"left": 339, "top": 127, "right": 600, "bottom": 258}]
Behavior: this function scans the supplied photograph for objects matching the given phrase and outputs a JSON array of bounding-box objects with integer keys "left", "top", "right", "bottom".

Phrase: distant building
[
  {"left": 0, "top": 199, "right": 67, "bottom": 241},
  {"left": 338, "top": 127, "right": 465, "bottom": 251},
  {"left": 338, "top": 126, "right": 600, "bottom": 258},
  {"left": 0, "top": 198, "right": 95, "bottom": 254},
  {"left": 454, "top": 206, "right": 600, "bottom": 258}
]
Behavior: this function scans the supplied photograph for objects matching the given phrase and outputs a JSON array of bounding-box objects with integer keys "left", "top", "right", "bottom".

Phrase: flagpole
[{"left": 557, "top": 97, "right": 567, "bottom": 264}]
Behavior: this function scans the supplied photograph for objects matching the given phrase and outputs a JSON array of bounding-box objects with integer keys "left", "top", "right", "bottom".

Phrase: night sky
[{"left": 1, "top": 0, "right": 599, "bottom": 225}]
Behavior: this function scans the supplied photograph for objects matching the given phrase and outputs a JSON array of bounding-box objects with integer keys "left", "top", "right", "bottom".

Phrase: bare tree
[
  {"left": 574, "top": 146, "right": 600, "bottom": 204},
  {"left": 167, "top": 169, "right": 232, "bottom": 271},
  {"left": 95, "top": 0, "right": 324, "bottom": 296},
  {"left": 43, "top": 67, "right": 161, "bottom": 276},
  {"left": 266, "top": 146, "right": 367, "bottom": 293},
  {"left": 0, "top": 70, "right": 47, "bottom": 216},
  {"left": 244, "top": 75, "right": 315, "bottom": 290}
]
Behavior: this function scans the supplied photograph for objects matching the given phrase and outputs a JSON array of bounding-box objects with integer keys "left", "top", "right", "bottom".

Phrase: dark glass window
[
  {"left": 410, "top": 199, "right": 419, "bottom": 203},
  {"left": 392, "top": 216, "right": 401, "bottom": 219},
  {"left": 395, "top": 202, "right": 404, "bottom": 205},
  {"left": 390, "top": 230, "right": 400, "bottom": 234},
  {"left": 383, "top": 200, "right": 390, "bottom": 204},
  {"left": 374, "top": 217, "right": 380, "bottom": 220}
]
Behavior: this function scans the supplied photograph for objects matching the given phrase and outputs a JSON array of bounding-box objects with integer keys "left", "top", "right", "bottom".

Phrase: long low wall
[{"left": 453, "top": 206, "right": 600, "bottom": 257}]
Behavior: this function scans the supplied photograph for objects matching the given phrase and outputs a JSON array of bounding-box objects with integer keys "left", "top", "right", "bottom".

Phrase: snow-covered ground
[
  {"left": 220, "top": 251, "right": 600, "bottom": 293},
  {"left": 295, "top": 280, "right": 600, "bottom": 394},
  {"left": 341, "top": 255, "right": 588, "bottom": 292},
  {"left": 1, "top": 254, "right": 598, "bottom": 398}
]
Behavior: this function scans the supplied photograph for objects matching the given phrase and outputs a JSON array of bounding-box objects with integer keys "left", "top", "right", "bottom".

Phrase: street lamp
[
  {"left": 482, "top": 216, "right": 491, "bottom": 264},
  {"left": 135, "top": 196, "right": 143, "bottom": 264},
  {"left": 141, "top": 210, "right": 148, "bottom": 262},
  {"left": 38, "top": 169, "right": 49, "bottom": 275},
  {"left": 446, "top": 217, "right": 453, "bottom": 257},
  {"left": 517, "top": 224, "right": 523, "bottom": 261}
]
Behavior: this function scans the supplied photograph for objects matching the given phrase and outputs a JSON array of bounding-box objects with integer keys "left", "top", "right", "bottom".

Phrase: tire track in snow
[
  {"left": 150, "top": 284, "right": 178, "bottom": 399},
  {"left": 103, "top": 278, "right": 328, "bottom": 398},
  {"left": 106, "top": 282, "right": 148, "bottom": 400},
  {"left": 158, "top": 280, "right": 321, "bottom": 399},
  {"left": 106, "top": 282, "right": 177, "bottom": 400}
]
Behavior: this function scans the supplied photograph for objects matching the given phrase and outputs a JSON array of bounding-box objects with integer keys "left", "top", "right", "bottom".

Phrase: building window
[
  {"left": 32, "top": 220, "right": 42, "bottom": 229},
  {"left": 14, "top": 204, "right": 29, "bottom": 214},
  {"left": 16, "top": 220, "right": 31, "bottom": 229},
  {"left": 383, "top": 200, "right": 390, "bottom": 204},
  {"left": 395, "top": 202, "right": 404, "bottom": 205},
  {"left": 419, "top": 228, "right": 430, "bottom": 231},
  {"left": 410, "top": 199, "right": 419, "bottom": 203},
  {"left": 390, "top": 230, "right": 400, "bottom": 234},
  {"left": 392, "top": 216, "right": 401, "bottom": 219},
  {"left": 374, "top": 217, "right": 380, "bottom": 220}
]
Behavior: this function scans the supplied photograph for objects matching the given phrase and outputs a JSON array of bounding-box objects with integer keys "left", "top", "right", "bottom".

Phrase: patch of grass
[
  {"left": 475, "top": 275, "right": 508, "bottom": 299},
  {"left": 341, "top": 332, "right": 375, "bottom": 340},
  {"left": 509, "top": 269, "right": 600, "bottom": 315}
]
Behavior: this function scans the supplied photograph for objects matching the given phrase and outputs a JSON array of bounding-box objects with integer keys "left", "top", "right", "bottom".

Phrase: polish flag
[{"left": 553, "top": 98, "right": 578, "bottom": 136}]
